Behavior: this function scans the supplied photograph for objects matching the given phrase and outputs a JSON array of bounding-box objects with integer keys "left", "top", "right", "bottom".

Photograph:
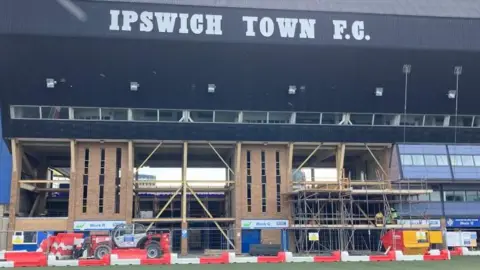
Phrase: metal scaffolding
[{"left": 287, "top": 143, "right": 432, "bottom": 254}]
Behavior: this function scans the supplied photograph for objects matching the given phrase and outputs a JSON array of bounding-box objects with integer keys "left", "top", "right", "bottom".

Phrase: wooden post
[
  {"left": 181, "top": 141, "right": 188, "bottom": 256},
  {"left": 234, "top": 142, "right": 242, "bottom": 254},
  {"left": 7, "top": 139, "right": 21, "bottom": 250}
]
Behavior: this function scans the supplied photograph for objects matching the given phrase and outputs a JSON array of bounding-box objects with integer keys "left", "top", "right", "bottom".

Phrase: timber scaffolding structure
[{"left": 284, "top": 143, "right": 433, "bottom": 253}]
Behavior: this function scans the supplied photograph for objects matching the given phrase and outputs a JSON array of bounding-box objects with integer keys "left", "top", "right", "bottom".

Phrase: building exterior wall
[
  {"left": 236, "top": 145, "right": 290, "bottom": 219},
  {"left": 69, "top": 142, "right": 132, "bottom": 223},
  {"left": 0, "top": 134, "right": 12, "bottom": 204}
]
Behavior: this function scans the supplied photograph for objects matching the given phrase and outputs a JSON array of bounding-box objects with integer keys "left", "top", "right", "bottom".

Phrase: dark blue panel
[
  {"left": 402, "top": 166, "right": 452, "bottom": 180},
  {"left": 241, "top": 229, "right": 261, "bottom": 254},
  {"left": 448, "top": 145, "right": 480, "bottom": 155},
  {"left": 395, "top": 202, "right": 443, "bottom": 217},
  {"left": 398, "top": 144, "right": 448, "bottom": 155},
  {"left": 452, "top": 167, "right": 480, "bottom": 180},
  {"left": 444, "top": 202, "right": 480, "bottom": 216},
  {"left": 0, "top": 111, "right": 12, "bottom": 204}
]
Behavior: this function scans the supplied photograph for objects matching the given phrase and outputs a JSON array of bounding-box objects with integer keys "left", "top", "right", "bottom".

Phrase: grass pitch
[{"left": 19, "top": 256, "right": 480, "bottom": 270}]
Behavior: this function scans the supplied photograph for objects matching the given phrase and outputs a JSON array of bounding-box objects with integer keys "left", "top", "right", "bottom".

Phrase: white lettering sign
[
  {"left": 109, "top": 10, "right": 371, "bottom": 42},
  {"left": 242, "top": 16, "right": 316, "bottom": 39},
  {"left": 109, "top": 9, "right": 223, "bottom": 36},
  {"left": 333, "top": 19, "right": 370, "bottom": 41}
]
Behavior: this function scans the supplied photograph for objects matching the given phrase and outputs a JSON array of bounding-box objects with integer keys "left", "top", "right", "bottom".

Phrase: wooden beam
[
  {"left": 146, "top": 185, "right": 182, "bottom": 231},
  {"left": 336, "top": 144, "right": 346, "bottom": 182},
  {"left": 133, "top": 180, "right": 235, "bottom": 184},
  {"left": 208, "top": 142, "right": 235, "bottom": 176},
  {"left": 19, "top": 180, "right": 69, "bottom": 184},
  {"left": 187, "top": 184, "right": 235, "bottom": 249},
  {"left": 293, "top": 143, "right": 322, "bottom": 175},
  {"left": 365, "top": 144, "right": 389, "bottom": 180},
  {"left": 133, "top": 217, "right": 236, "bottom": 223},
  {"left": 181, "top": 142, "right": 188, "bottom": 223}
]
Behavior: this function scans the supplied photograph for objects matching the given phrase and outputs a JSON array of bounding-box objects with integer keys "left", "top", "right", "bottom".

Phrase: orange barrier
[
  {"left": 199, "top": 252, "right": 230, "bottom": 264},
  {"left": 78, "top": 254, "right": 111, "bottom": 266},
  {"left": 450, "top": 247, "right": 463, "bottom": 256},
  {"left": 258, "top": 252, "right": 286, "bottom": 263},
  {"left": 112, "top": 249, "right": 147, "bottom": 259},
  {"left": 313, "top": 251, "right": 341, "bottom": 263},
  {"left": 369, "top": 250, "right": 396, "bottom": 262},
  {"left": 423, "top": 250, "right": 450, "bottom": 261},
  {"left": 4, "top": 252, "right": 47, "bottom": 267},
  {"left": 140, "top": 253, "right": 172, "bottom": 265}
]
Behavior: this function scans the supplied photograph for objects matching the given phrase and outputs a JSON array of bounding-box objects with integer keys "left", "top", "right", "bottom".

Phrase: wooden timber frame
[
  {"left": 286, "top": 143, "right": 433, "bottom": 253},
  {"left": 132, "top": 141, "right": 237, "bottom": 256}
]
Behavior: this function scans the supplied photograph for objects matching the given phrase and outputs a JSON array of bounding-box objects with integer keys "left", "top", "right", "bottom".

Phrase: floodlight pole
[
  {"left": 402, "top": 64, "right": 411, "bottom": 143},
  {"left": 453, "top": 66, "right": 462, "bottom": 144}
]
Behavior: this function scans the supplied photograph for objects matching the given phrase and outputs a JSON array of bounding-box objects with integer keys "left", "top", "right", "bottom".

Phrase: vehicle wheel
[
  {"left": 146, "top": 242, "right": 162, "bottom": 258},
  {"left": 94, "top": 244, "right": 111, "bottom": 259}
]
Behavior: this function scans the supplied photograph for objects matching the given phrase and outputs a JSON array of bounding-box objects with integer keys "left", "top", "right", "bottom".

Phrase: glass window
[
  {"left": 445, "top": 191, "right": 465, "bottom": 202},
  {"left": 424, "top": 155, "right": 437, "bottom": 166},
  {"left": 401, "top": 155, "right": 413, "bottom": 166},
  {"left": 12, "top": 106, "right": 40, "bottom": 119},
  {"left": 268, "top": 112, "right": 291, "bottom": 124},
  {"left": 190, "top": 110, "right": 213, "bottom": 122},
  {"left": 418, "top": 193, "right": 430, "bottom": 201},
  {"left": 450, "top": 155, "right": 463, "bottom": 166},
  {"left": 321, "top": 113, "right": 343, "bottom": 124},
  {"left": 132, "top": 109, "right": 157, "bottom": 121},
  {"left": 466, "top": 191, "right": 479, "bottom": 202},
  {"left": 474, "top": 156, "right": 480, "bottom": 167},
  {"left": 461, "top": 155, "right": 475, "bottom": 167},
  {"left": 243, "top": 112, "right": 268, "bottom": 123},
  {"left": 41, "top": 106, "right": 69, "bottom": 119},
  {"left": 296, "top": 113, "right": 320, "bottom": 124},
  {"left": 159, "top": 110, "right": 182, "bottom": 122},
  {"left": 436, "top": 155, "right": 449, "bottom": 166},
  {"left": 350, "top": 114, "right": 373, "bottom": 125},
  {"left": 73, "top": 108, "right": 100, "bottom": 120},
  {"left": 430, "top": 191, "right": 441, "bottom": 202},
  {"left": 23, "top": 232, "right": 37, "bottom": 244},
  {"left": 412, "top": 155, "right": 425, "bottom": 166},
  {"left": 101, "top": 108, "right": 128, "bottom": 121},
  {"left": 214, "top": 111, "right": 239, "bottom": 123}
]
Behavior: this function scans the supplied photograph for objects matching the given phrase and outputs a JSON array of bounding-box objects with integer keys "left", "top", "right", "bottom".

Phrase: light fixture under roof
[
  {"left": 130, "top": 81, "right": 140, "bottom": 91},
  {"left": 448, "top": 90, "right": 457, "bottom": 99},
  {"left": 288, "top": 85, "right": 297, "bottom": 95},
  {"left": 208, "top": 84, "right": 216, "bottom": 93},
  {"left": 46, "top": 78, "right": 57, "bottom": 89},
  {"left": 375, "top": 87, "right": 383, "bottom": 97}
]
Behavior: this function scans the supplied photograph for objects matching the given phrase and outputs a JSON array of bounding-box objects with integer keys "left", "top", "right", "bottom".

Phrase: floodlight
[
  {"left": 448, "top": 90, "right": 457, "bottom": 99},
  {"left": 288, "top": 85, "right": 297, "bottom": 95},
  {"left": 208, "top": 84, "right": 216, "bottom": 93},
  {"left": 130, "top": 81, "right": 139, "bottom": 91},
  {"left": 46, "top": 78, "right": 57, "bottom": 88},
  {"left": 375, "top": 87, "right": 383, "bottom": 97}
]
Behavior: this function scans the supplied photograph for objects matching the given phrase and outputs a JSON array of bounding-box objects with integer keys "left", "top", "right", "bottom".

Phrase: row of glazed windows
[
  {"left": 401, "top": 154, "right": 480, "bottom": 167},
  {"left": 10, "top": 105, "right": 480, "bottom": 128},
  {"left": 409, "top": 190, "right": 480, "bottom": 202}
]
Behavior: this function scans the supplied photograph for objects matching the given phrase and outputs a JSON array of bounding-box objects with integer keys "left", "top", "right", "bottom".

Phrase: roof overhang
[{"left": 1, "top": 0, "right": 480, "bottom": 51}]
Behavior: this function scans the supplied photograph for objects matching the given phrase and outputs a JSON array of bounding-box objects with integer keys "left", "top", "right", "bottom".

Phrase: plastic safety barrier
[
  {"left": 199, "top": 252, "right": 230, "bottom": 264},
  {"left": 2, "top": 252, "right": 47, "bottom": 267},
  {"left": 423, "top": 249, "right": 450, "bottom": 261},
  {"left": 369, "top": 250, "right": 396, "bottom": 262}
]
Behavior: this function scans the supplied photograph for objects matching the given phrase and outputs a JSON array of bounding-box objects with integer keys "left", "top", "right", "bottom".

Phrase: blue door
[{"left": 241, "top": 229, "right": 261, "bottom": 253}]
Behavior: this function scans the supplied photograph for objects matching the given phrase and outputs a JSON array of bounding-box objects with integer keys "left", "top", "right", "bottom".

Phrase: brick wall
[
  {"left": 261, "top": 230, "right": 281, "bottom": 245},
  {"left": 235, "top": 145, "right": 291, "bottom": 219},
  {"left": 15, "top": 218, "right": 68, "bottom": 231},
  {"left": 70, "top": 142, "right": 131, "bottom": 223}
]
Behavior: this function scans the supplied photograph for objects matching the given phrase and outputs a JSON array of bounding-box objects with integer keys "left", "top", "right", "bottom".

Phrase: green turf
[{"left": 18, "top": 256, "right": 480, "bottom": 270}]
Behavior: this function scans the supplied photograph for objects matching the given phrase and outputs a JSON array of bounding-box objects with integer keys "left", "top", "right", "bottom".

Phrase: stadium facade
[{"left": 1, "top": 0, "right": 480, "bottom": 254}]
